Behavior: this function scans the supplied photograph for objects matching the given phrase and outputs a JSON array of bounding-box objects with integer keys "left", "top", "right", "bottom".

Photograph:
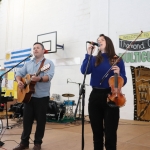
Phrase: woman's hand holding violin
[{"left": 111, "top": 65, "right": 120, "bottom": 75}]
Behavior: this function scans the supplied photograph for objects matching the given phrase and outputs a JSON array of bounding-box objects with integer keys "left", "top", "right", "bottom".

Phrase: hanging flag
[{"left": 4, "top": 48, "right": 32, "bottom": 68}]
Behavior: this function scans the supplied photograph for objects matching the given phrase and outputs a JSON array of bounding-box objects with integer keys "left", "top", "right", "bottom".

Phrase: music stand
[
  {"left": 4, "top": 99, "right": 13, "bottom": 129},
  {"left": 0, "top": 92, "right": 13, "bottom": 146},
  {"left": 0, "top": 92, "right": 13, "bottom": 129}
]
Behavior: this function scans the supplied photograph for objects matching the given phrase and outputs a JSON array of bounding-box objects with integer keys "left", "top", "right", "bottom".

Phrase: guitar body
[{"left": 17, "top": 74, "right": 36, "bottom": 103}]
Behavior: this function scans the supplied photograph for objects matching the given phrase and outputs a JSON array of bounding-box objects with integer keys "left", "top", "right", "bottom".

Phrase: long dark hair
[{"left": 95, "top": 34, "right": 116, "bottom": 66}]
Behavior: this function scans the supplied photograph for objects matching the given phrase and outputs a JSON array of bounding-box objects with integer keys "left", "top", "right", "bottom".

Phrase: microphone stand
[
  {"left": 74, "top": 47, "right": 94, "bottom": 150},
  {"left": 67, "top": 80, "right": 89, "bottom": 120},
  {"left": 0, "top": 54, "right": 32, "bottom": 129}
]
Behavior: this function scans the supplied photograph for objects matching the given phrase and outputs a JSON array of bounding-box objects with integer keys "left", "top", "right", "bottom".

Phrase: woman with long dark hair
[{"left": 81, "top": 34, "right": 127, "bottom": 150}]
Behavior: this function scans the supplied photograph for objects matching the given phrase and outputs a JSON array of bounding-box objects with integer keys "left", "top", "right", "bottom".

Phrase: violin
[
  {"left": 107, "top": 55, "right": 126, "bottom": 107},
  {"left": 108, "top": 73, "right": 126, "bottom": 107}
]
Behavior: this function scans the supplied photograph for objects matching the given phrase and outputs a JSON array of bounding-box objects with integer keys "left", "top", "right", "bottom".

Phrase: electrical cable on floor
[
  {"left": 45, "top": 121, "right": 90, "bottom": 130},
  {"left": 1, "top": 139, "right": 34, "bottom": 145},
  {"left": 29, "top": 138, "right": 34, "bottom": 144},
  {"left": 1, "top": 140, "right": 19, "bottom": 144},
  {"left": 0, "top": 132, "right": 35, "bottom": 135},
  {"left": 0, "top": 147, "right": 7, "bottom": 150},
  {"left": 0, "top": 123, "right": 86, "bottom": 135}
]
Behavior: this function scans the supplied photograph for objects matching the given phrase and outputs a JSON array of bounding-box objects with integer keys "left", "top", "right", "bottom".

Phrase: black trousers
[
  {"left": 21, "top": 96, "right": 49, "bottom": 145},
  {"left": 88, "top": 88, "right": 119, "bottom": 150}
]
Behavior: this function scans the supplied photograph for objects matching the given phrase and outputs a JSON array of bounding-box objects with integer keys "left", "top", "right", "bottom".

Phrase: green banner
[{"left": 118, "top": 51, "right": 150, "bottom": 63}]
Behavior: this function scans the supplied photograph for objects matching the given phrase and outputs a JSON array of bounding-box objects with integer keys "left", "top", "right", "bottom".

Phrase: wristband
[{"left": 39, "top": 77, "right": 43, "bottom": 82}]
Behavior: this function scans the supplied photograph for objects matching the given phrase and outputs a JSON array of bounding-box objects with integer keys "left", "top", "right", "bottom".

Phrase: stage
[{"left": 0, "top": 117, "right": 150, "bottom": 150}]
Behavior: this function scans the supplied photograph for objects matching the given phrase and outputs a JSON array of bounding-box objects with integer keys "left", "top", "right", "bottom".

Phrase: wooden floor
[{"left": 0, "top": 117, "right": 150, "bottom": 150}]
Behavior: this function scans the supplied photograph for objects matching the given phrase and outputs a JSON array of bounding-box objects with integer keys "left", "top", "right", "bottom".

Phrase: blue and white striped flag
[{"left": 4, "top": 48, "right": 32, "bottom": 68}]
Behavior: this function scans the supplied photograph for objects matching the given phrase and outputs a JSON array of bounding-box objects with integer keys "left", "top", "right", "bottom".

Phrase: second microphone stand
[{"left": 67, "top": 80, "right": 89, "bottom": 120}]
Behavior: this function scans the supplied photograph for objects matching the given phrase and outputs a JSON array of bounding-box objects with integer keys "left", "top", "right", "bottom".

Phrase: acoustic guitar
[{"left": 17, "top": 64, "right": 50, "bottom": 103}]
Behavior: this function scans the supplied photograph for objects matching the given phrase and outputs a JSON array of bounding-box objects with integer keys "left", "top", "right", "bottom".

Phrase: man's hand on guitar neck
[{"left": 31, "top": 75, "right": 49, "bottom": 82}]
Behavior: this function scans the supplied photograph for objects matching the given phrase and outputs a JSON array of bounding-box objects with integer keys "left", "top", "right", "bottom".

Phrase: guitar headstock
[{"left": 41, "top": 64, "right": 50, "bottom": 72}]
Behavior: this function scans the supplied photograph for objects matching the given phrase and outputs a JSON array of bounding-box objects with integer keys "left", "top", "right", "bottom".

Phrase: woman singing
[{"left": 81, "top": 34, "right": 127, "bottom": 150}]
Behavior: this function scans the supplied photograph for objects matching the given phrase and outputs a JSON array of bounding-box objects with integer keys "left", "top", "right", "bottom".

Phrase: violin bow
[{"left": 100, "top": 31, "right": 143, "bottom": 85}]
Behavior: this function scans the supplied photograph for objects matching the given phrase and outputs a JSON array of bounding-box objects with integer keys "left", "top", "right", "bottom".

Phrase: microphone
[
  {"left": 87, "top": 41, "right": 100, "bottom": 47},
  {"left": 28, "top": 54, "right": 33, "bottom": 58}
]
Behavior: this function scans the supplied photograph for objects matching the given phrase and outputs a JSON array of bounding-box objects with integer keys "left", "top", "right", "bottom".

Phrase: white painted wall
[{"left": 0, "top": 0, "right": 150, "bottom": 120}]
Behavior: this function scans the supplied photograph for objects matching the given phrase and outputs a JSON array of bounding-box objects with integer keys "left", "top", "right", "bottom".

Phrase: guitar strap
[{"left": 38, "top": 58, "right": 46, "bottom": 72}]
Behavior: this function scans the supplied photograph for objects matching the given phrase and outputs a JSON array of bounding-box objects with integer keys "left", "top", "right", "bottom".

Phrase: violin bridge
[{"left": 115, "top": 93, "right": 118, "bottom": 98}]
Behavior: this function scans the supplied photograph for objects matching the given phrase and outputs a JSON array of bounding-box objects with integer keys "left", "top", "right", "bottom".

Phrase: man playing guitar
[{"left": 13, "top": 42, "right": 55, "bottom": 150}]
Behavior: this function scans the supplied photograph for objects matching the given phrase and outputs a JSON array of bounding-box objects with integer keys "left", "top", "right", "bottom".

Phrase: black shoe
[{"left": 32, "top": 144, "right": 41, "bottom": 150}]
